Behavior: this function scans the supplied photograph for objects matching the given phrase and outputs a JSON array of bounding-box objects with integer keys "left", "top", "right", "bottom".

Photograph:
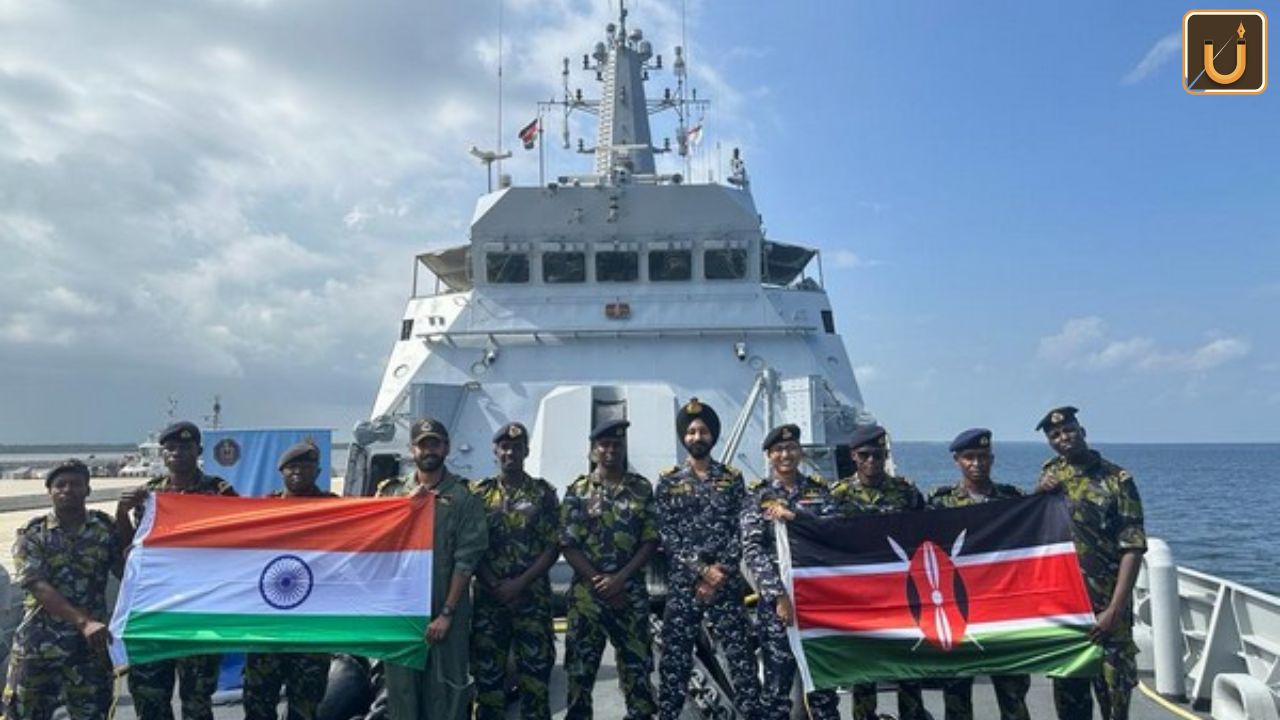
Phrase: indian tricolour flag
[
  {"left": 109, "top": 494, "right": 432, "bottom": 669},
  {"left": 778, "top": 492, "right": 1100, "bottom": 691}
]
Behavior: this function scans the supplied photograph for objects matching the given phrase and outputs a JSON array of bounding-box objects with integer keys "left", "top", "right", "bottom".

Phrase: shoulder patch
[{"left": 746, "top": 477, "right": 766, "bottom": 492}]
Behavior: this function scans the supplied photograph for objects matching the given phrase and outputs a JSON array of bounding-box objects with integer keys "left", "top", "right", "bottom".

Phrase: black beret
[
  {"left": 762, "top": 423, "right": 801, "bottom": 451},
  {"left": 590, "top": 418, "right": 630, "bottom": 442},
  {"left": 1035, "top": 406, "right": 1080, "bottom": 432},
  {"left": 45, "top": 458, "right": 90, "bottom": 487},
  {"left": 158, "top": 421, "right": 201, "bottom": 446},
  {"left": 676, "top": 398, "right": 720, "bottom": 442},
  {"left": 493, "top": 422, "right": 529, "bottom": 444},
  {"left": 410, "top": 417, "right": 449, "bottom": 443},
  {"left": 848, "top": 424, "right": 888, "bottom": 451},
  {"left": 277, "top": 441, "right": 320, "bottom": 470},
  {"left": 949, "top": 428, "right": 993, "bottom": 453}
]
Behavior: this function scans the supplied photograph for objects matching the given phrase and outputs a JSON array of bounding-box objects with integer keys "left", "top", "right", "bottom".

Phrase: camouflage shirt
[
  {"left": 560, "top": 471, "right": 658, "bottom": 580},
  {"left": 11, "top": 510, "right": 122, "bottom": 660},
  {"left": 656, "top": 460, "right": 747, "bottom": 589},
  {"left": 927, "top": 480, "right": 1024, "bottom": 509},
  {"left": 1040, "top": 451, "right": 1147, "bottom": 610},
  {"left": 740, "top": 474, "right": 838, "bottom": 601},
  {"left": 268, "top": 487, "right": 338, "bottom": 498},
  {"left": 143, "top": 472, "right": 237, "bottom": 497},
  {"left": 831, "top": 473, "right": 925, "bottom": 515},
  {"left": 471, "top": 473, "right": 559, "bottom": 583}
]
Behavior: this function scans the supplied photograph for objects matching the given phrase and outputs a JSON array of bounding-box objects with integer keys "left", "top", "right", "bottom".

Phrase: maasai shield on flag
[
  {"left": 109, "top": 494, "right": 433, "bottom": 669},
  {"left": 778, "top": 492, "right": 1100, "bottom": 691}
]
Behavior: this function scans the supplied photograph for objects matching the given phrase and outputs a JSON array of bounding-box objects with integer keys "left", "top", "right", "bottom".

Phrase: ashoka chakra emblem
[{"left": 259, "top": 555, "right": 314, "bottom": 610}]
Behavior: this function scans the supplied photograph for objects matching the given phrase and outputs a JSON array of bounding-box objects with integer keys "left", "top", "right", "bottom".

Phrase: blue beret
[
  {"left": 277, "top": 441, "right": 320, "bottom": 470},
  {"left": 45, "top": 458, "right": 90, "bottom": 487},
  {"left": 676, "top": 398, "right": 721, "bottom": 442},
  {"left": 590, "top": 418, "right": 630, "bottom": 442},
  {"left": 1035, "top": 406, "right": 1079, "bottom": 432},
  {"left": 158, "top": 421, "right": 201, "bottom": 446},
  {"left": 848, "top": 424, "right": 888, "bottom": 450},
  {"left": 949, "top": 428, "right": 993, "bottom": 453},
  {"left": 762, "top": 423, "right": 801, "bottom": 451},
  {"left": 410, "top": 417, "right": 449, "bottom": 443},
  {"left": 493, "top": 422, "right": 529, "bottom": 444}
]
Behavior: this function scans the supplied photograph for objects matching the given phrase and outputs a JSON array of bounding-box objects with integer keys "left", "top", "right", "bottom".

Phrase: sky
[{"left": 0, "top": 1, "right": 1276, "bottom": 444}]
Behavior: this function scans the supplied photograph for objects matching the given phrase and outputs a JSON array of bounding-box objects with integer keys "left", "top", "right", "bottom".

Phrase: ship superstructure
[{"left": 346, "top": 6, "right": 874, "bottom": 495}]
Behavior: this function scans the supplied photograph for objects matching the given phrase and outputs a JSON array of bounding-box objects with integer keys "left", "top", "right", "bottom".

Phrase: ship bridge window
[
  {"left": 486, "top": 252, "right": 530, "bottom": 283},
  {"left": 705, "top": 248, "right": 748, "bottom": 280},
  {"left": 596, "top": 251, "right": 639, "bottom": 282},
  {"left": 543, "top": 251, "right": 586, "bottom": 283},
  {"left": 649, "top": 249, "right": 692, "bottom": 281}
]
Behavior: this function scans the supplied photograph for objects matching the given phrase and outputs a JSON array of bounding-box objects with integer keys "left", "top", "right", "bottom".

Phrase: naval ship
[{"left": 0, "top": 5, "right": 1274, "bottom": 720}]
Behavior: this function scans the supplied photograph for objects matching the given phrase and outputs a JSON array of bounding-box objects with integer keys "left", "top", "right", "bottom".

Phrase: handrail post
[{"left": 1147, "top": 538, "right": 1188, "bottom": 701}]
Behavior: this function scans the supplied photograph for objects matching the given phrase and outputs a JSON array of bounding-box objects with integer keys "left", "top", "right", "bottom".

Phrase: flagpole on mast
[{"left": 538, "top": 109, "right": 545, "bottom": 186}]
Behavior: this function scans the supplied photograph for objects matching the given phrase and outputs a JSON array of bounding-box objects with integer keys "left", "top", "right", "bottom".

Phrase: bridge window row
[{"left": 486, "top": 248, "right": 749, "bottom": 284}]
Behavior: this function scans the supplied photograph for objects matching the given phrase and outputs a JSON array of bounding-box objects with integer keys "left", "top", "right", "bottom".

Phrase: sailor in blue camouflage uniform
[
  {"left": 740, "top": 424, "right": 840, "bottom": 720},
  {"left": 3, "top": 459, "right": 122, "bottom": 720},
  {"left": 831, "top": 424, "right": 927, "bottom": 720},
  {"left": 242, "top": 441, "right": 336, "bottom": 720},
  {"left": 116, "top": 421, "right": 238, "bottom": 720},
  {"left": 926, "top": 429, "right": 1030, "bottom": 720},
  {"left": 560, "top": 419, "right": 659, "bottom": 720},
  {"left": 470, "top": 422, "right": 559, "bottom": 720},
  {"left": 655, "top": 399, "right": 763, "bottom": 720},
  {"left": 1035, "top": 407, "right": 1146, "bottom": 720}
]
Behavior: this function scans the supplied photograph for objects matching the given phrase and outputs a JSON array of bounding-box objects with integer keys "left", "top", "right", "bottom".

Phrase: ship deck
[{"left": 0, "top": 480, "right": 1207, "bottom": 720}]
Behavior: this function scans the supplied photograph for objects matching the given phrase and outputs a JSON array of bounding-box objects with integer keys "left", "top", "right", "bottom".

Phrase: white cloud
[
  {"left": 1123, "top": 32, "right": 1181, "bottom": 85},
  {"left": 830, "top": 250, "right": 875, "bottom": 270},
  {"left": 854, "top": 365, "right": 879, "bottom": 383},
  {"left": 1038, "top": 317, "right": 1250, "bottom": 373}
]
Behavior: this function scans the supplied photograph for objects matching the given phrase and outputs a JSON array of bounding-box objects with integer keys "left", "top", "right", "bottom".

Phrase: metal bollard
[{"left": 1146, "top": 538, "right": 1187, "bottom": 700}]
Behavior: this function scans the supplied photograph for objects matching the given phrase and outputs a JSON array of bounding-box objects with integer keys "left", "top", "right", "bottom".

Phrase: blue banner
[{"left": 200, "top": 428, "right": 332, "bottom": 498}]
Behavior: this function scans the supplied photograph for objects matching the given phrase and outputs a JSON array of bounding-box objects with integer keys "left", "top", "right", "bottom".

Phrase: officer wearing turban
[
  {"left": 655, "top": 399, "right": 762, "bottom": 720},
  {"left": 559, "top": 419, "right": 658, "bottom": 720}
]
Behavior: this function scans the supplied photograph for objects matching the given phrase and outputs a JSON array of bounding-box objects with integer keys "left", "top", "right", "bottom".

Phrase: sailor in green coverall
[{"left": 376, "top": 417, "right": 489, "bottom": 720}]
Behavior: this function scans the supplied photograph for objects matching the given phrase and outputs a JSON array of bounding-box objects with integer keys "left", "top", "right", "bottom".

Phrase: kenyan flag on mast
[{"left": 778, "top": 493, "right": 1100, "bottom": 690}]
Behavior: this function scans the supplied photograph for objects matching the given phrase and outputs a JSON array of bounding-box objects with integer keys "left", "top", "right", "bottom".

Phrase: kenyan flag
[{"left": 778, "top": 493, "right": 1100, "bottom": 690}]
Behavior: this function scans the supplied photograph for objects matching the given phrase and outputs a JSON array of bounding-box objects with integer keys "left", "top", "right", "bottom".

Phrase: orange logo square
[{"left": 1184, "top": 10, "right": 1268, "bottom": 94}]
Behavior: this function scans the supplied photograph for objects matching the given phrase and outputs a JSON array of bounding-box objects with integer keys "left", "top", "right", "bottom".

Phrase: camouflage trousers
[
  {"left": 242, "top": 652, "right": 330, "bottom": 720},
  {"left": 470, "top": 590, "right": 555, "bottom": 720},
  {"left": 755, "top": 596, "right": 838, "bottom": 720},
  {"left": 851, "top": 681, "right": 925, "bottom": 720},
  {"left": 127, "top": 654, "right": 222, "bottom": 720},
  {"left": 2, "top": 650, "right": 112, "bottom": 720},
  {"left": 940, "top": 675, "right": 1031, "bottom": 720},
  {"left": 658, "top": 581, "right": 762, "bottom": 720},
  {"left": 1053, "top": 641, "right": 1137, "bottom": 720},
  {"left": 564, "top": 580, "right": 655, "bottom": 720}
]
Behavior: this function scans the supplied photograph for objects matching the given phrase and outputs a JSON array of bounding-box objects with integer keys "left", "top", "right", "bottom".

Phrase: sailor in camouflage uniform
[
  {"left": 926, "top": 429, "right": 1030, "bottom": 720},
  {"left": 242, "top": 441, "right": 336, "bottom": 720},
  {"left": 3, "top": 459, "right": 122, "bottom": 720},
  {"left": 740, "top": 424, "right": 840, "bottom": 720},
  {"left": 560, "top": 419, "right": 659, "bottom": 720},
  {"left": 655, "top": 399, "right": 762, "bottom": 720},
  {"left": 831, "top": 424, "right": 927, "bottom": 720},
  {"left": 470, "top": 422, "right": 559, "bottom": 720},
  {"left": 116, "top": 421, "right": 238, "bottom": 720},
  {"left": 376, "top": 417, "right": 489, "bottom": 720},
  {"left": 1035, "top": 407, "right": 1146, "bottom": 720}
]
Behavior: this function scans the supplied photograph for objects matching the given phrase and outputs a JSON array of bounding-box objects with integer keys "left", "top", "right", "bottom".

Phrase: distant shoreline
[{"left": 0, "top": 441, "right": 354, "bottom": 454}]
